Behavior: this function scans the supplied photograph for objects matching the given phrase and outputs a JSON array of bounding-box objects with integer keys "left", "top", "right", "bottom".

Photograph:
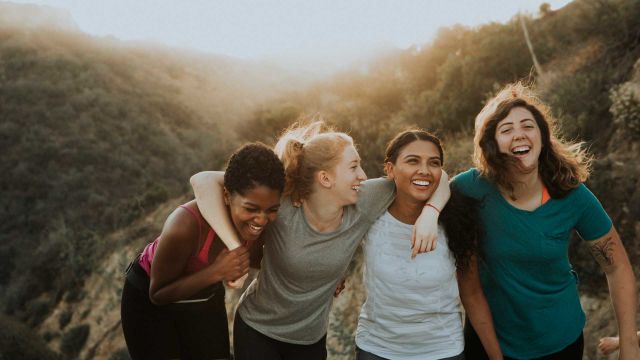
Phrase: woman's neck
[
  {"left": 302, "top": 192, "right": 344, "bottom": 233},
  {"left": 510, "top": 169, "right": 542, "bottom": 197},
  {"left": 502, "top": 169, "right": 545, "bottom": 210},
  {"left": 387, "top": 194, "right": 424, "bottom": 225}
]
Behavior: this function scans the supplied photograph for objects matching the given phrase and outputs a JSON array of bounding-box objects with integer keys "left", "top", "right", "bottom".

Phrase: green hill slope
[{"left": 0, "top": 4, "right": 299, "bottom": 327}]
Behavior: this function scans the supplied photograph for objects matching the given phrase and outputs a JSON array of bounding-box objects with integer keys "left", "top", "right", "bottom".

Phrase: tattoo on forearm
[{"left": 589, "top": 237, "right": 615, "bottom": 267}]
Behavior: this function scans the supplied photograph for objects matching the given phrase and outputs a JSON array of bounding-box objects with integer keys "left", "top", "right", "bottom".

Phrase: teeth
[
  {"left": 512, "top": 146, "right": 530, "bottom": 154},
  {"left": 412, "top": 180, "right": 430, "bottom": 186},
  {"left": 352, "top": 185, "right": 360, "bottom": 191},
  {"left": 249, "top": 224, "right": 263, "bottom": 232}
]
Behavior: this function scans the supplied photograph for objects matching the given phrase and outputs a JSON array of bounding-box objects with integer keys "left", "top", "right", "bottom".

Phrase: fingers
[
  {"left": 221, "top": 247, "right": 250, "bottom": 280},
  {"left": 411, "top": 235, "right": 438, "bottom": 259},
  {"left": 227, "top": 274, "right": 248, "bottom": 289},
  {"left": 411, "top": 228, "right": 418, "bottom": 258}
]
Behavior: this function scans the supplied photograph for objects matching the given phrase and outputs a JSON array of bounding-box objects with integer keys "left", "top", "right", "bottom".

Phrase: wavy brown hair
[
  {"left": 473, "top": 83, "right": 591, "bottom": 199},
  {"left": 274, "top": 120, "right": 353, "bottom": 203}
]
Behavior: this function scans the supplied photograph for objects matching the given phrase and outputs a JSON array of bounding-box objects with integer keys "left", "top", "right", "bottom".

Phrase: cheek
[
  {"left": 495, "top": 136, "right": 509, "bottom": 153},
  {"left": 431, "top": 168, "right": 443, "bottom": 184}
]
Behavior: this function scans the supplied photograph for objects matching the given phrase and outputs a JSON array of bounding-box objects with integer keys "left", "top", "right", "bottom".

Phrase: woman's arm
[
  {"left": 588, "top": 226, "right": 640, "bottom": 360},
  {"left": 458, "top": 255, "right": 503, "bottom": 360},
  {"left": 148, "top": 209, "right": 250, "bottom": 305},
  {"left": 190, "top": 171, "right": 241, "bottom": 248},
  {"left": 190, "top": 171, "right": 250, "bottom": 287},
  {"left": 412, "top": 171, "right": 451, "bottom": 257}
]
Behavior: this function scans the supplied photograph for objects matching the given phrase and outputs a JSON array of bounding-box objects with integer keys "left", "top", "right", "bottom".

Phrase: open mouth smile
[
  {"left": 511, "top": 145, "right": 531, "bottom": 156},
  {"left": 248, "top": 224, "right": 264, "bottom": 235},
  {"left": 411, "top": 179, "right": 431, "bottom": 187}
]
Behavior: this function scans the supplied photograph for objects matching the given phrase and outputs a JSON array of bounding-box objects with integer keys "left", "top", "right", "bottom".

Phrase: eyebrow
[
  {"left": 497, "top": 121, "right": 514, "bottom": 129},
  {"left": 402, "top": 154, "right": 441, "bottom": 161}
]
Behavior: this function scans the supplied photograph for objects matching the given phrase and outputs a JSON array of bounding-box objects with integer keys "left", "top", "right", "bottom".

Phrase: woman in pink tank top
[{"left": 121, "top": 143, "right": 285, "bottom": 360}]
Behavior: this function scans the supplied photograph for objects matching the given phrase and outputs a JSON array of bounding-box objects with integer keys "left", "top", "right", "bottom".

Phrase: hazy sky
[{"left": 10, "top": 0, "right": 571, "bottom": 70}]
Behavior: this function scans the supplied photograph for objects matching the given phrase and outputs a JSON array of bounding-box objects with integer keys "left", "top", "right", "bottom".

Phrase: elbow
[
  {"left": 148, "top": 289, "right": 168, "bottom": 306},
  {"left": 190, "top": 172, "right": 208, "bottom": 190},
  {"left": 190, "top": 171, "right": 224, "bottom": 193}
]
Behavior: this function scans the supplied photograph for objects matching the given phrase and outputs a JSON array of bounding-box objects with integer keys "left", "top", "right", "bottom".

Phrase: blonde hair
[
  {"left": 274, "top": 120, "right": 353, "bottom": 203},
  {"left": 474, "top": 83, "right": 590, "bottom": 199}
]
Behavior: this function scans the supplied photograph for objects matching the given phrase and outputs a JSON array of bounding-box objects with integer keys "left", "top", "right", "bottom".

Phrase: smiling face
[
  {"left": 386, "top": 140, "right": 442, "bottom": 204},
  {"left": 495, "top": 107, "right": 542, "bottom": 171},
  {"left": 225, "top": 185, "right": 281, "bottom": 243},
  {"left": 328, "top": 144, "right": 367, "bottom": 206}
]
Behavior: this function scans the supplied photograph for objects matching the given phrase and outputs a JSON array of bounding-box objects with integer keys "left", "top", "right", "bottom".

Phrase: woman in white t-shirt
[{"left": 355, "top": 130, "right": 502, "bottom": 360}]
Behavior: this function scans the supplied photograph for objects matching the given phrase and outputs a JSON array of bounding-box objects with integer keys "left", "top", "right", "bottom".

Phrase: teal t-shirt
[{"left": 452, "top": 168, "right": 612, "bottom": 359}]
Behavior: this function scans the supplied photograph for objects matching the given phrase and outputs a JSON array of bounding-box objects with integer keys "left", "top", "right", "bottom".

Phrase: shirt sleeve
[
  {"left": 356, "top": 177, "right": 396, "bottom": 221},
  {"left": 574, "top": 184, "right": 613, "bottom": 241},
  {"left": 451, "top": 168, "right": 485, "bottom": 200}
]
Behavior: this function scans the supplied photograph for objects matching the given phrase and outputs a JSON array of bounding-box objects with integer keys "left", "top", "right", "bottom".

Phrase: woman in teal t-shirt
[{"left": 452, "top": 83, "right": 639, "bottom": 359}]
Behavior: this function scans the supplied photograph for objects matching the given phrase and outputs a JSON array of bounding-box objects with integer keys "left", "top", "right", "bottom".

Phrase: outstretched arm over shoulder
[
  {"left": 412, "top": 170, "right": 451, "bottom": 257},
  {"left": 190, "top": 171, "right": 248, "bottom": 287},
  {"left": 588, "top": 227, "right": 640, "bottom": 360},
  {"left": 190, "top": 171, "right": 241, "bottom": 249}
]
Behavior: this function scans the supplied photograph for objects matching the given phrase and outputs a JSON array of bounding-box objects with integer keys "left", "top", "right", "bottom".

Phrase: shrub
[
  {"left": 60, "top": 324, "right": 90, "bottom": 357},
  {"left": 58, "top": 309, "right": 72, "bottom": 329},
  {"left": 108, "top": 348, "right": 132, "bottom": 360},
  {"left": 610, "top": 84, "right": 640, "bottom": 139}
]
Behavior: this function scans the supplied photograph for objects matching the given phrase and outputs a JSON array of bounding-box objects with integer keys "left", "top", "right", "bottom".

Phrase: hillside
[
  {"left": 3, "top": 0, "right": 640, "bottom": 359},
  {"left": 0, "top": 1, "right": 305, "bottom": 337}
]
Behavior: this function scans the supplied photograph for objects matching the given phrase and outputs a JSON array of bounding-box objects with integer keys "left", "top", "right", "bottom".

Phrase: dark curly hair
[
  {"left": 384, "top": 129, "right": 481, "bottom": 272},
  {"left": 440, "top": 189, "right": 482, "bottom": 272},
  {"left": 224, "top": 142, "right": 285, "bottom": 195}
]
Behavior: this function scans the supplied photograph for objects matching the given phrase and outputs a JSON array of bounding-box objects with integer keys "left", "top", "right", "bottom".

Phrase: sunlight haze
[{"left": 8, "top": 0, "right": 571, "bottom": 73}]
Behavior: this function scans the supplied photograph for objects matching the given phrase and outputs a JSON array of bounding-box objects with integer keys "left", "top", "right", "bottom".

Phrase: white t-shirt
[{"left": 356, "top": 211, "right": 464, "bottom": 360}]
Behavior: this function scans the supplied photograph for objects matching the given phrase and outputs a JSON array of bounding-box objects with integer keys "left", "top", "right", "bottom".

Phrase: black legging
[
  {"left": 463, "top": 318, "right": 583, "bottom": 360},
  {"left": 120, "top": 261, "right": 229, "bottom": 359},
  {"left": 233, "top": 313, "right": 327, "bottom": 360}
]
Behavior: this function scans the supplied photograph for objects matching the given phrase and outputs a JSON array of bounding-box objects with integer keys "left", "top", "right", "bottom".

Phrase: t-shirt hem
[
  {"left": 503, "top": 326, "right": 584, "bottom": 359},
  {"left": 356, "top": 337, "right": 463, "bottom": 360},
  {"left": 237, "top": 309, "right": 326, "bottom": 345}
]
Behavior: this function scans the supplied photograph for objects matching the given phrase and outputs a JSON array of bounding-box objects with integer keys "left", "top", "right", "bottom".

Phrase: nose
[
  {"left": 254, "top": 212, "right": 269, "bottom": 226},
  {"left": 357, "top": 166, "right": 367, "bottom": 181},
  {"left": 417, "top": 162, "right": 430, "bottom": 175},
  {"left": 513, "top": 127, "right": 526, "bottom": 139}
]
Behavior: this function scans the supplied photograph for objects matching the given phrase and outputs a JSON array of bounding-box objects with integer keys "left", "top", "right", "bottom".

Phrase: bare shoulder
[{"left": 160, "top": 202, "right": 200, "bottom": 250}]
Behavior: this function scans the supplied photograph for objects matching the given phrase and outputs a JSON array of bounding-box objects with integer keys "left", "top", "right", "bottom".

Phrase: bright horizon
[{"left": 7, "top": 0, "right": 572, "bottom": 72}]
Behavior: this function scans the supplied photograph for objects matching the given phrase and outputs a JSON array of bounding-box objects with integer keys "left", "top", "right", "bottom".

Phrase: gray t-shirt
[{"left": 237, "top": 177, "right": 396, "bottom": 344}]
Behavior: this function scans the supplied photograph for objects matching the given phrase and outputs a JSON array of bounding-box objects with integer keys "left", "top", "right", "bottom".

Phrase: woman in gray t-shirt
[{"left": 191, "top": 122, "right": 448, "bottom": 360}]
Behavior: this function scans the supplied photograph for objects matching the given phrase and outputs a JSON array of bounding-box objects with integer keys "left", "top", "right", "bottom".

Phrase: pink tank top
[{"left": 138, "top": 204, "right": 215, "bottom": 276}]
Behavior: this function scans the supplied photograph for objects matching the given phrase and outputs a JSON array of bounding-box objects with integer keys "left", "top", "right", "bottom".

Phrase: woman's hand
[
  {"left": 411, "top": 208, "right": 439, "bottom": 258},
  {"left": 598, "top": 336, "right": 619, "bottom": 355},
  {"left": 210, "top": 247, "right": 250, "bottom": 282}
]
